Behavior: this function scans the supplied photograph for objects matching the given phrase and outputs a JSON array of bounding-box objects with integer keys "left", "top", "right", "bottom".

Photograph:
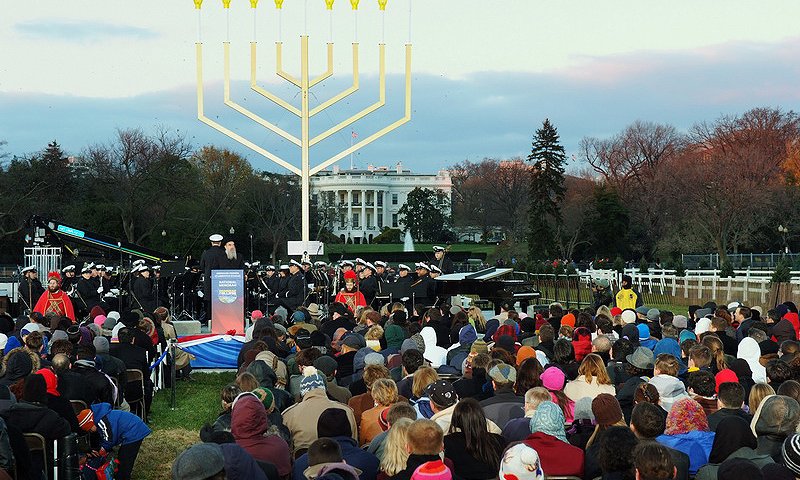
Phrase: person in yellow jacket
[{"left": 615, "top": 274, "right": 643, "bottom": 310}]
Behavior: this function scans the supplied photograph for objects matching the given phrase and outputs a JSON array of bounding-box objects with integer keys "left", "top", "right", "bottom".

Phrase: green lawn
[{"left": 137, "top": 371, "right": 236, "bottom": 480}]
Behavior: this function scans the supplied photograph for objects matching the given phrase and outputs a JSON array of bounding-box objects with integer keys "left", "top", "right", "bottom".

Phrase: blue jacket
[
  {"left": 657, "top": 430, "right": 715, "bottom": 475},
  {"left": 293, "top": 436, "right": 378, "bottom": 480},
  {"left": 91, "top": 403, "right": 151, "bottom": 450}
]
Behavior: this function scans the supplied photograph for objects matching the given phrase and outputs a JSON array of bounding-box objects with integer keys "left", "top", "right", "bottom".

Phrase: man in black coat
[
  {"left": 71, "top": 345, "right": 115, "bottom": 405},
  {"left": 275, "top": 261, "right": 306, "bottom": 313},
  {"left": 17, "top": 266, "right": 44, "bottom": 313},
  {"left": 52, "top": 353, "right": 94, "bottom": 405},
  {"left": 359, "top": 263, "right": 378, "bottom": 307},
  {"left": 131, "top": 266, "right": 157, "bottom": 314},
  {"left": 75, "top": 264, "right": 102, "bottom": 315},
  {"left": 433, "top": 246, "right": 454, "bottom": 275},
  {"left": 110, "top": 328, "right": 153, "bottom": 417}
]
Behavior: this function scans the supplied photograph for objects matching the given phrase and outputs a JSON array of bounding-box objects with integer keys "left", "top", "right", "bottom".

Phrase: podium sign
[{"left": 210, "top": 269, "right": 244, "bottom": 334}]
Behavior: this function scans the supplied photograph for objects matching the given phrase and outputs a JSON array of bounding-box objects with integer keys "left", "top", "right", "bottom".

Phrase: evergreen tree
[
  {"left": 398, "top": 187, "right": 452, "bottom": 242},
  {"left": 527, "top": 119, "right": 566, "bottom": 260}
]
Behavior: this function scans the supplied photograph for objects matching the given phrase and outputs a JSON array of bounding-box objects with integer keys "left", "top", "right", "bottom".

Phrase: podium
[{"left": 210, "top": 269, "right": 244, "bottom": 334}]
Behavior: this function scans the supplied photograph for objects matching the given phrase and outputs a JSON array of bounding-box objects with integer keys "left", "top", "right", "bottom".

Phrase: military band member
[
  {"left": 374, "top": 261, "right": 391, "bottom": 283},
  {"left": 433, "top": 245, "right": 454, "bottom": 275},
  {"left": 61, "top": 264, "right": 78, "bottom": 296},
  {"left": 132, "top": 264, "right": 157, "bottom": 313},
  {"left": 76, "top": 263, "right": 102, "bottom": 314},
  {"left": 395, "top": 264, "right": 412, "bottom": 287},
  {"left": 410, "top": 262, "right": 436, "bottom": 308},
  {"left": 359, "top": 262, "right": 379, "bottom": 307},
  {"left": 18, "top": 266, "right": 44, "bottom": 313},
  {"left": 429, "top": 264, "right": 443, "bottom": 279},
  {"left": 274, "top": 260, "right": 305, "bottom": 313}
]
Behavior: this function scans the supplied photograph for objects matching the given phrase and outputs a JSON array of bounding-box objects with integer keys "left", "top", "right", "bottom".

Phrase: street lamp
[
  {"left": 161, "top": 230, "right": 167, "bottom": 237},
  {"left": 779, "top": 225, "right": 789, "bottom": 256},
  {"left": 249, "top": 233, "right": 254, "bottom": 262},
  {"left": 229, "top": 227, "right": 235, "bottom": 235}
]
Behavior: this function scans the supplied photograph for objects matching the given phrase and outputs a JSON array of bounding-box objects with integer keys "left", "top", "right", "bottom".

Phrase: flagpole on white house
[{"left": 350, "top": 130, "right": 357, "bottom": 170}]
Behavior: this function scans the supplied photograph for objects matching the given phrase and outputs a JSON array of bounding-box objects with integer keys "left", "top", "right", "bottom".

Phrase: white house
[{"left": 310, "top": 162, "right": 452, "bottom": 244}]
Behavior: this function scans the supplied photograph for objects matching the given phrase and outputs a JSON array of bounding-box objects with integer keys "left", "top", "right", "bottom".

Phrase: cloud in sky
[
  {"left": 1, "top": 36, "right": 798, "bottom": 174},
  {"left": 13, "top": 20, "right": 158, "bottom": 42}
]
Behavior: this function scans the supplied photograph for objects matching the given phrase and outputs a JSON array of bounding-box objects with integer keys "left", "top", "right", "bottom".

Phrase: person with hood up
[
  {"left": 36, "top": 367, "right": 80, "bottom": 433},
  {"left": 738, "top": 337, "right": 768, "bottom": 383},
  {"left": 0, "top": 347, "right": 39, "bottom": 401},
  {"left": 77, "top": 402, "right": 151, "bottom": 480},
  {"left": 497, "top": 443, "right": 545, "bottom": 480},
  {"left": 571, "top": 326, "right": 593, "bottom": 362},
  {"left": 655, "top": 397, "right": 715, "bottom": 475},
  {"left": 649, "top": 353, "right": 689, "bottom": 412},
  {"left": 420, "top": 327, "right": 447, "bottom": 368},
  {"left": 446, "top": 325, "right": 477, "bottom": 370},
  {"left": 695, "top": 416, "right": 774, "bottom": 480},
  {"left": 523, "top": 401, "right": 584, "bottom": 478},
  {"left": 750, "top": 394, "right": 800, "bottom": 462},
  {"left": 230, "top": 391, "right": 291, "bottom": 476}
]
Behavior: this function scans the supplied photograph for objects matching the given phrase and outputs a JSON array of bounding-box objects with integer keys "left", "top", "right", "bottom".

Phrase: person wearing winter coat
[
  {"left": 293, "top": 408, "right": 379, "bottom": 480},
  {"left": 655, "top": 397, "right": 715, "bottom": 475},
  {"left": 419, "top": 327, "right": 447, "bottom": 368},
  {"left": 77, "top": 402, "right": 151, "bottom": 480},
  {"left": 564, "top": 353, "right": 616, "bottom": 402},
  {"left": 230, "top": 392, "right": 292, "bottom": 476}
]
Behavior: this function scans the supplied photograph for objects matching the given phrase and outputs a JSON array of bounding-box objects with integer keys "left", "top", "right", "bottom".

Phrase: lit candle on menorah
[{"left": 193, "top": 0, "right": 413, "bottom": 253}]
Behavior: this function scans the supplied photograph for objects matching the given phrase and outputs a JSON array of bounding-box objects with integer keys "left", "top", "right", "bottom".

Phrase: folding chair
[
  {"left": 23, "top": 433, "right": 49, "bottom": 480},
  {"left": 70, "top": 400, "right": 88, "bottom": 416},
  {"left": 125, "top": 369, "right": 146, "bottom": 420}
]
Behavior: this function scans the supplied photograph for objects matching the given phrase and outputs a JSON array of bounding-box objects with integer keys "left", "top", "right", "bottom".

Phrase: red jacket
[
  {"left": 523, "top": 432, "right": 584, "bottom": 478},
  {"left": 231, "top": 394, "right": 292, "bottom": 476}
]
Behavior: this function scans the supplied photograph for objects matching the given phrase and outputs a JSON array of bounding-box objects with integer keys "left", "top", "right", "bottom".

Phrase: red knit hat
[
  {"left": 610, "top": 307, "right": 623, "bottom": 317},
  {"left": 77, "top": 409, "right": 95, "bottom": 431},
  {"left": 412, "top": 461, "right": 452, "bottom": 480},
  {"left": 715, "top": 369, "right": 739, "bottom": 394}
]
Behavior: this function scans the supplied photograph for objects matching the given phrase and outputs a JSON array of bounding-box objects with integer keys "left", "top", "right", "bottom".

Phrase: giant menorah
[{"left": 193, "top": 0, "right": 412, "bottom": 250}]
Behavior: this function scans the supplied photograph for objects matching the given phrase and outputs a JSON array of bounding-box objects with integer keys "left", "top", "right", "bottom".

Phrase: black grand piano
[{"left": 433, "top": 267, "right": 541, "bottom": 313}]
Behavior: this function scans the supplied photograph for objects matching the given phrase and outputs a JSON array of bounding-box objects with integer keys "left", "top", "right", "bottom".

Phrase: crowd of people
[
  {"left": 172, "top": 292, "right": 800, "bottom": 480},
  {"left": 0, "top": 301, "right": 187, "bottom": 479}
]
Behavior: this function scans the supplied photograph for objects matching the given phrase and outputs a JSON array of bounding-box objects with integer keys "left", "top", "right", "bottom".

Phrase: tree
[
  {"left": 450, "top": 158, "right": 531, "bottom": 241},
  {"left": 83, "top": 128, "right": 194, "bottom": 243},
  {"left": 585, "top": 184, "right": 629, "bottom": 258},
  {"left": 398, "top": 187, "right": 451, "bottom": 242},
  {"left": 372, "top": 228, "right": 403, "bottom": 244},
  {"left": 527, "top": 119, "right": 566, "bottom": 260},
  {"left": 244, "top": 172, "right": 301, "bottom": 263}
]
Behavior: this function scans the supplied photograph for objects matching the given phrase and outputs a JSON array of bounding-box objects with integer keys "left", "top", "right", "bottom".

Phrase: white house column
[
  {"left": 347, "top": 190, "right": 353, "bottom": 239},
  {"left": 361, "top": 189, "right": 367, "bottom": 240},
  {"left": 373, "top": 189, "right": 379, "bottom": 230}
]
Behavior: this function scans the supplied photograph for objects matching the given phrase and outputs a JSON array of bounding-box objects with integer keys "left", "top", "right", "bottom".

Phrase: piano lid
[{"left": 435, "top": 267, "right": 514, "bottom": 282}]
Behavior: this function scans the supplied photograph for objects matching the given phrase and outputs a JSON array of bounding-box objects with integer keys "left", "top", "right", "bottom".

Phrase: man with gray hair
[
  {"left": 592, "top": 335, "right": 613, "bottom": 363},
  {"left": 501, "top": 387, "right": 551, "bottom": 442}
]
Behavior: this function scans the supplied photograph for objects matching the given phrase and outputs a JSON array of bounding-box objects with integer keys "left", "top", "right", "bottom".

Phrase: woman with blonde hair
[
  {"left": 467, "top": 306, "right": 487, "bottom": 333},
  {"left": 563, "top": 353, "right": 615, "bottom": 402},
  {"left": 365, "top": 325, "right": 385, "bottom": 352},
  {"left": 360, "top": 378, "right": 399, "bottom": 445},
  {"left": 412, "top": 366, "right": 439, "bottom": 419},
  {"left": 748, "top": 383, "right": 775, "bottom": 414},
  {"left": 379, "top": 418, "right": 413, "bottom": 478}
]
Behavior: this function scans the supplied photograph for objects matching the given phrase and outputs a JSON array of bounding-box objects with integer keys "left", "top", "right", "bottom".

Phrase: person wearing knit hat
[
  {"left": 299, "top": 366, "right": 327, "bottom": 397},
  {"left": 172, "top": 443, "right": 226, "bottom": 480},
  {"left": 410, "top": 333, "right": 426, "bottom": 355},
  {"left": 282, "top": 373, "right": 359, "bottom": 456},
  {"left": 400, "top": 338, "right": 419, "bottom": 354},
  {"left": 621, "top": 309, "right": 637, "bottom": 325},
  {"left": 714, "top": 369, "right": 739, "bottom": 394},
  {"left": 783, "top": 433, "right": 800, "bottom": 475},
  {"left": 77, "top": 408, "right": 95, "bottom": 431},
  {"left": 470, "top": 339, "right": 488, "bottom": 355},
  {"left": 560, "top": 313, "right": 576, "bottom": 328},
  {"left": 412, "top": 460, "right": 452, "bottom": 480},
  {"left": 592, "top": 393, "right": 623, "bottom": 426},
  {"left": 515, "top": 346, "right": 536, "bottom": 366},
  {"left": 716, "top": 457, "right": 764, "bottom": 480},
  {"left": 498, "top": 443, "right": 545, "bottom": 480},
  {"left": 672, "top": 314, "right": 689, "bottom": 329},
  {"left": 458, "top": 324, "right": 478, "bottom": 346},
  {"left": 78, "top": 402, "right": 151, "bottom": 480},
  {"left": 659, "top": 397, "right": 714, "bottom": 475},
  {"left": 489, "top": 364, "right": 517, "bottom": 384},
  {"left": 679, "top": 330, "right": 697, "bottom": 344}
]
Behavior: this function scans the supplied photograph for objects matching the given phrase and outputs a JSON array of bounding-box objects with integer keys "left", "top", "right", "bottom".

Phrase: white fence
[{"left": 580, "top": 268, "right": 800, "bottom": 307}]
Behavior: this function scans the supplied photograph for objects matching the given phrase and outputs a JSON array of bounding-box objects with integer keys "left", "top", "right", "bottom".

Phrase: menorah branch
[
  {"left": 310, "top": 43, "right": 412, "bottom": 175},
  {"left": 309, "top": 43, "right": 386, "bottom": 147},
  {"left": 276, "top": 42, "right": 301, "bottom": 87},
  {"left": 310, "top": 43, "right": 360, "bottom": 117},
  {"left": 309, "top": 43, "right": 335, "bottom": 87},
  {"left": 196, "top": 42, "right": 301, "bottom": 176},
  {"left": 224, "top": 42, "right": 301, "bottom": 146},
  {"left": 250, "top": 42, "right": 301, "bottom": 117}
]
